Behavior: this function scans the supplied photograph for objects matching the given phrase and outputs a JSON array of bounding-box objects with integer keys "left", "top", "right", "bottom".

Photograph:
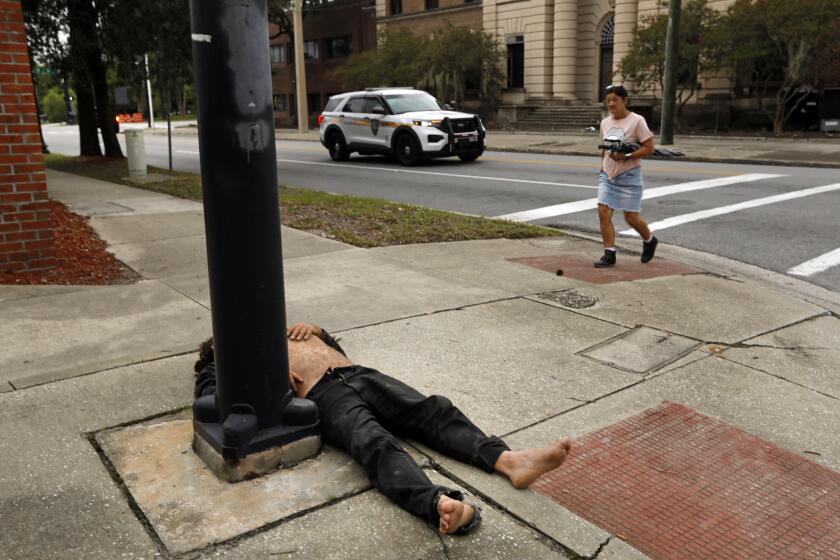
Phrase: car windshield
[{"left": 383, "top": 93, "right": 442, "bottom": 114}]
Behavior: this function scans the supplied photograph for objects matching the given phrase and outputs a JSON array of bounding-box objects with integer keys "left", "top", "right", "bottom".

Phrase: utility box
[{"left": 125, "top": 129, "right": 147, "bottom": 177}]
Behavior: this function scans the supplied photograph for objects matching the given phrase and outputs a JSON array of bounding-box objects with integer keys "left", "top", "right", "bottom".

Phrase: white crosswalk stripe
[
  {"left": 620, "top": 182, "right": 840, "bottom": 236},
  {"left": 495, "top": 173, "right": 783, "bottom": 222},
  {"left": 788, "top": 247, "right": 840, "bottom": 277}
]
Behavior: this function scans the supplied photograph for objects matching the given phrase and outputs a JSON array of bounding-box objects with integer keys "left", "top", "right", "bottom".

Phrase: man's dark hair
[
  {"left": 605, "top": 84, "right": 628, "bottom": 99},
  {"left": 194, "top": 337, "right": 214, "bottom": 374}
]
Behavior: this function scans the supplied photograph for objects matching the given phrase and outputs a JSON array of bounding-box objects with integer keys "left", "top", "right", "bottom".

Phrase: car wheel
[
  {"left": 395, "top": 133, "right": 422, "bottom": 166},
  {"left": 327, "top": 132, "right": 350, "bottom": 162},
  {"left": 457, "top": 150, "right": 482, "bottom": 162}
]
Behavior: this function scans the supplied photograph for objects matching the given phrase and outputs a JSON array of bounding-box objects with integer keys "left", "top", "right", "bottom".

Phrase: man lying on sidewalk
[{"left": 193, "top": 323, "right": 572, "bottom": 536}]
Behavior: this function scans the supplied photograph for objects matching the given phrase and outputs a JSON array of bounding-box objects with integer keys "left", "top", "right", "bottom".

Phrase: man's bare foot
[
  {"left": 495, "top": 437, "right": 572, "bottom": 489},
  {"left": 437, "top": 495, "right": 475, "bottom": 535}
]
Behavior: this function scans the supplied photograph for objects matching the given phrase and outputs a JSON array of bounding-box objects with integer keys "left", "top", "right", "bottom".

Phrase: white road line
[
  {"left": 275, "top": 158, "right": 598, "bottom": 189},
  {"left": 788, "top": 247, "right": 840, "bottom": 277},
  {"left": 621, "top": 182, "right": 840, "bottom": 236},
  {"left": 180, "top": 150, "right": 597, "bottom": 189},
  {"left": 495, "top": 173, "right": 783, "bottom": 222}
]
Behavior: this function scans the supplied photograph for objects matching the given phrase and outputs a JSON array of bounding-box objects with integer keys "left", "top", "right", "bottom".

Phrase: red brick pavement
[
  {"left": 534, "top": 402, "right": 840, "bottom": 560},
  {"left": 506, "top": 255, "right": 701, "bottom": 284}
]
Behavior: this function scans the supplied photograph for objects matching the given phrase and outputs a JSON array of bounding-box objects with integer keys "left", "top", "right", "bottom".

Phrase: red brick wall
[{"left": 0, "top": 0, "right": 54, "bottom": 273}]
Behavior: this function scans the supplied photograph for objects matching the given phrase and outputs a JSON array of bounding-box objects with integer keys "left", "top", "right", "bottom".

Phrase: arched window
[
  {"left": 598, "top": 15, "right": 615, "bottom": 100},
  {"left": 600, "top": 16, "right": 614, "bottom": 46}
]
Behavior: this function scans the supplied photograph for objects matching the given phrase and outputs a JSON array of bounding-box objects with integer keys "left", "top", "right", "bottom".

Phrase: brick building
[
  {"left": 269, "top": 0, "right": 377, "bottom": 127},
  {"left": 375, "top": 0, "right": 482, "bottom": 38},
  {"left": 0, "top": 0, "right": 54, "bottom": 274}
]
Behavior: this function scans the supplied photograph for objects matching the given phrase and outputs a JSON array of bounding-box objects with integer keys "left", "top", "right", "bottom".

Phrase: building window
[
  {"left": 327, "top": 36, "right": 353, "bottom": 58},
  {"left": 273, "top": 94, "right": 287, "bottom": 112},
  {"left": 390, "top": 0, "right": 402, "bottom": 15},
  {"left": 270, "top": 44, "right": 286, "bottom": 64},
  {"left": 425, "top": 0, "right": 438, "bottom": 8},
  {"left": 598, "top": 17, "right": 615, "bottom": 101},
  {"left": 506, "top": 35, "right": 524, "bottom": 89},
  {"left": 303, "top": 40, "right": 319, "bottom": 61},
  {"left": 599, "top": 17, "right": 615, "bottom": 47}
]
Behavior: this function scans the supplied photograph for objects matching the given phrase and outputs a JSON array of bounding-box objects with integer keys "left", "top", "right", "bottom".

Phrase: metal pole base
[
  {"left": 193, "top": 428, "right": 320, "bottom": 483},
  {"left": 192, "top": 395, "right": 321, "bottom": 483}
]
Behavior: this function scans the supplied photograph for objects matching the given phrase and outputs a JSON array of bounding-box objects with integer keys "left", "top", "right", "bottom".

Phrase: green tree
[
  {"left": 100, "top": 0, "right": 194, "bottom": 118},
  {"left": 618, "top": 0, "right": 725, "bottom": 125},
  {"left": 420, "top": 24, "right": 505, "bottom": 109},
  {"left": 42, "top": 87, "right": 69, "bottom": 122},
  {"left": 23, "top": 0, "right": 123, "bottom": 156},
  {"left": 337, "top": 28, "right": 428, "bottom": 91},
  {"left": 337, "top": 26, "right": 504, "bottom": 111},
  {"left": 717, "top": 0, "right": 840, "bottom": 132}
]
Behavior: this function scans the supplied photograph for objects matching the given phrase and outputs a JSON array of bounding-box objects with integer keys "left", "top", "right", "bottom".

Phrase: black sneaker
[
  {"left": 594, "top": 250, "right": 616, "bottom": 268},
  {"left": 641, "top": 236, "right": 658, "bottom": 263}
]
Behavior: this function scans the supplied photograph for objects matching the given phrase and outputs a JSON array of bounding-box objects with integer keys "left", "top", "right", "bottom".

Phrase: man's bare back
[{"left": 286, "top": 323, "right": 353, "bottom": 398}]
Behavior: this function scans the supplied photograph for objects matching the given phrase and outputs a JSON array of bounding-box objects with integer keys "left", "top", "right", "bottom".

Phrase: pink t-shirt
[{"left": 600, "top": 112, "right": 653, "bottom": 180}]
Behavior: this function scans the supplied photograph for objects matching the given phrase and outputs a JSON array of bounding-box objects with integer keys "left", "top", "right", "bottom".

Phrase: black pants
[{"left": 307, "top": 365, "right": 509, "bottom": 525}]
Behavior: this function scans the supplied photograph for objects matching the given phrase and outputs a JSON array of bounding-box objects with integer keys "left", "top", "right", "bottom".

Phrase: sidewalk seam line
[
  {"left": 727, "top": 311, "right": 831, "bottom": 347},
  {"left": 156, "top": 278, "right": 211, "bottom": 310},
  {"left": 171, "top": 487, "right": 373, "bottom": 558},
  {"left": 425, "top": 461, "right": 593, "bottom": 559},
  {"left": 330, "top": 296, "right": 524, "bottom": 335},
  {"left": 85, "top": 433, "right": 170, "bottom": 558},
  {"left": 716, "top": 353, "right": 839, "bottom": 402},
  {"left": 9, "top": 350, "right": 198, "bottom": 392}
]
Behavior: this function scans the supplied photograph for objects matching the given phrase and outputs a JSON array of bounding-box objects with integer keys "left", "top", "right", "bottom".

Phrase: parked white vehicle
[{"left": 318, "top": 88, "right": 486, "bottom": 166}]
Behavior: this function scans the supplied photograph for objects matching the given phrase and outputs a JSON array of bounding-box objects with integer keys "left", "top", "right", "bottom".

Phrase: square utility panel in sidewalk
[
  {"left": 579, "top": 326, "right": 701, "bottom": 375},
  {"left": 506, "top": 255, "right": 701, "bottom": 284},
  {"left": 96, "top": 414, "right": 369, "bottom": 555},
  {"left": 534, "top": 402, "right": 840, "bottom": 560}
]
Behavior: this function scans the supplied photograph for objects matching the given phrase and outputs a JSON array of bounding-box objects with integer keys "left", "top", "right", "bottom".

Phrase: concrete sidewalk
[
  {"left": 143, "top": 123, "right": 840, "bottom": 168},
  {"left": 2, "top": 170, "right": 840, "bottom": 559}
]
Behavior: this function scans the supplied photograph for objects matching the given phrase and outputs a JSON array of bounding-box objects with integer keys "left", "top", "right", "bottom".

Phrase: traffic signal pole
[
  {"left": 188, "top": 0, "right": 320, "bottom": 482},
  {"left": 659, "top": 0, "right": 681, "bottom": 145}
]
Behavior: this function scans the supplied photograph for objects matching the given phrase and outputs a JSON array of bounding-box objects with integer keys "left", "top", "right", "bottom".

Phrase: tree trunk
[
  {"left": 91, "top": 51, "right": 123, "bottom": 158},
  {"left": 73, "top": 76, "right": 101, "bottom": 156},
  {"left": 178, "top": 80, "right": 187, "bottom": 116},
  {"left": 68, "top": 0, "right": 101, "bottom": 156}
]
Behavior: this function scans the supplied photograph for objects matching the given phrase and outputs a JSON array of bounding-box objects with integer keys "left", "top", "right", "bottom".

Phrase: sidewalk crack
[
  {"left": 589, "top": 536, "right": 611, "bottom": 560},
  {"left": 436, "top": 532, "right": 451, "bottom": 560},
  {"left": 730, "top": 342, "right": 827, "bottom": 351}
]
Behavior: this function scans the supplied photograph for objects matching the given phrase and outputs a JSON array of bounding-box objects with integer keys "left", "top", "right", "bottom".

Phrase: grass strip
[{"left": 45, "top": 154, "right": 561, "bottom": 247}]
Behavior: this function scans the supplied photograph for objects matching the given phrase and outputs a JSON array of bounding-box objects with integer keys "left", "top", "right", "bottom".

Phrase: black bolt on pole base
[{"left": 188, "top": 0, "right": 320, "bottom": 481}]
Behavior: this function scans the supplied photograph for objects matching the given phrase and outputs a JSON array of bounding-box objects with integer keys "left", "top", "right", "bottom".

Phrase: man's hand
[
  {"left": 287, "top": 323, "right": 323, "bottom": 341},
  {"left": 609, "top": 151, "right": 628, "bottom": 162},
  {"left": 288, "top": 369, "right": 304, "bottom": 392}
]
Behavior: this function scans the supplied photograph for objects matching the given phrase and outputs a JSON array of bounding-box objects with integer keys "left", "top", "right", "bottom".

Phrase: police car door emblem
[{"left": 370, "top": 119, "right": 380, "bottom": 136}]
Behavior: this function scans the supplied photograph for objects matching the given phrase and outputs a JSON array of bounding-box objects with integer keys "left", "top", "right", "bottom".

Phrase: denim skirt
[{"left": 597, "top": 167, "right": 644, "bottom": 212}]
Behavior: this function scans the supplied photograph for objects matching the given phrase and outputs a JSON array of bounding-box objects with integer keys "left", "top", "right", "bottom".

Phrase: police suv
[{"left": 318, "top": 88, "right": 486, "bottom": 166}]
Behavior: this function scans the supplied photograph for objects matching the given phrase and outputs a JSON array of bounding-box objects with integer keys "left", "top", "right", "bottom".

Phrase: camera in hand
[{"left": 597, "top": 135, "right": 685, "bottom": 158}]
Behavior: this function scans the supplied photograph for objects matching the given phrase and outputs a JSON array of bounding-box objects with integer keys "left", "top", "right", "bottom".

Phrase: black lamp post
[{"left": 189, "top": 0, "right": 319, "bottom": 471}]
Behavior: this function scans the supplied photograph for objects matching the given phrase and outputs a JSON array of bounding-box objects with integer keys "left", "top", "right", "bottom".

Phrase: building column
[
  {"left": 612, "top": 0, "right": 638, "bottom": 90},
  {"left": 552, "top": 0, "right": 578, "bottom": 99}
]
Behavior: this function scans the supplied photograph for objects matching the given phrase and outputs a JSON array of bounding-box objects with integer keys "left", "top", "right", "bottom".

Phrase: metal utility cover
[{"left": 580, "top": 326, "right": 700, "bottom": 375}]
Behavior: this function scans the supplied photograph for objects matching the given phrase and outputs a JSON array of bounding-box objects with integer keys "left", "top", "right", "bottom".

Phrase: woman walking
[{"left": 594, "top": 84, "right": 658, "bottom": 268}]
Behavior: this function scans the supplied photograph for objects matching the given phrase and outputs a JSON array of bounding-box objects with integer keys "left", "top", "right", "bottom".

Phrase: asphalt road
[{"left": 42, "top": 125, "right": 840, "bottom": 293}]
